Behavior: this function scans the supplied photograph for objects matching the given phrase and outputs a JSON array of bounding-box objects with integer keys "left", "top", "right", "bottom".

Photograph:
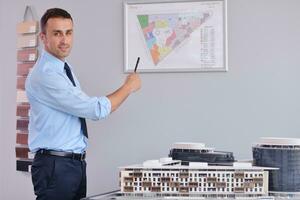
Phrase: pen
[{"left": 134, "top": 57, "right": 140, "bottom": 73}]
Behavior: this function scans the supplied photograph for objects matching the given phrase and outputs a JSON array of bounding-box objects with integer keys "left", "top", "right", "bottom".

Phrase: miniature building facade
[
  {"left": 253, "top": 137, "right": 300, "bottom": 198},
  {"left": 119, "top": 143, "right": 272, "bottom": 199},
  {"left": 119, "top": 160, "right": 269, "bottom": 198}
]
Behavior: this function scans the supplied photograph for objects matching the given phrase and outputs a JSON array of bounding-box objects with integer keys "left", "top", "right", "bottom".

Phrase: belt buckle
[
  {"left": 74, "top": 153, "right": 85, "bottom": 161},
  {"left": 71, "top": 152, "right": 85, "bottom": 161},
  {"left": 80, "top": 154, "right": 84, "bottom": 161}
]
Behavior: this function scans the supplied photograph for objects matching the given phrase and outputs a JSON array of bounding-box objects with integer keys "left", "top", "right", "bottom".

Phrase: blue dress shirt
[{"left": 25, "top": 50, "right": 111, "bottom": 153}]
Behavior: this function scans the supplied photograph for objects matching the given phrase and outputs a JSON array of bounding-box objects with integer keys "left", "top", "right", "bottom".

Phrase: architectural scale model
[
  {"left": 119, "top": 143, "right": 275, "bottom": 199},
  {"left": 253, "top": 137, "right": 300, "bottom": 199},
  {"left": 169, "top": 142, "right": 235, "bottom": 166}
]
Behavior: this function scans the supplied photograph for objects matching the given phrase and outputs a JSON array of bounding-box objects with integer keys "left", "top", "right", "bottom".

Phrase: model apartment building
[{"left": 119, "top": 143, "right": 274, "bottom": 199}]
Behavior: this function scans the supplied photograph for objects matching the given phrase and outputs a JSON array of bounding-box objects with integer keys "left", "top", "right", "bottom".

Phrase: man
[{"left": 25, "top": 8, "right": 141, "bottom": 200}]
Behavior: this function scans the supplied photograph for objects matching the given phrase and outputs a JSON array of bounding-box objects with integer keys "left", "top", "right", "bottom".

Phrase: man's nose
[{"left": 60, "top": 34, "right": 67, "bottom": 43}]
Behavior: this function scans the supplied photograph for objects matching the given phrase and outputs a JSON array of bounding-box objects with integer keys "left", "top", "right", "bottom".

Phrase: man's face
[{"left": 40, "top": 17, "right": 73, "bottom": 61}]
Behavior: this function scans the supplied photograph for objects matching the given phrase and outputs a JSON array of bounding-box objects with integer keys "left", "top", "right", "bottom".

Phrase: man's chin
[{"left": 58, "top": 52, "right": 70, "bottom": 59}]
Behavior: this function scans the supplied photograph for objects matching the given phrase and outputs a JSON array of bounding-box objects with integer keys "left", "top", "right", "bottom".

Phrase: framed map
[{"left": 124, "top": 0, "right": 227, "bottom": 72}]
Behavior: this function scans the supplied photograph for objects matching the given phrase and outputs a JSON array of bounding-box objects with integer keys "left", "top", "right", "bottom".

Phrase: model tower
[{"left": 253, "top": 137, "right": 300, "bottom": 198}]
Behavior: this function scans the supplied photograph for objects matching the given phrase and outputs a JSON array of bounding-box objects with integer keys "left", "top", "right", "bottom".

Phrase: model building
[
  {"left": 119, "top": 143, "right": 274, "bottom": 199},
  {"left": 253, "top": 137, "right": 300, "bottom": 199}
]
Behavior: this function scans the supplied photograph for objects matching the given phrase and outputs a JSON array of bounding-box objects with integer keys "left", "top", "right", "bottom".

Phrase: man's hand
[
  {"left": 124, "top": 73, "right": 141, "bottom": 93},
  {"left": 107, "top": 73, "right": 142, "bottom": 112}
]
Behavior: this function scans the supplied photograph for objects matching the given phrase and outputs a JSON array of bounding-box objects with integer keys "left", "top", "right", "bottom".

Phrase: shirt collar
[{"left": 42, "top": 50, "right": 72, "bottom": 72}]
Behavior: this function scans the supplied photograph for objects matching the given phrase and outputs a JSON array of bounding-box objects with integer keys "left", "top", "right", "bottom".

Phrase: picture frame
[{"left": 124, "top": 0, "right": 228, "bottom": 73}]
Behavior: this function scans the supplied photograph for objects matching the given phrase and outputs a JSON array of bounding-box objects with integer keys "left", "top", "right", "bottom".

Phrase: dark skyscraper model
[{"left": 253, "top": 137, "right": 300, "bottom": 198}]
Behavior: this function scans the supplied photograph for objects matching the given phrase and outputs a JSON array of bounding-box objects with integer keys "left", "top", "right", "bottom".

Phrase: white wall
[{"left": 1, "top": 0, "right": 300, "bottom": 199}]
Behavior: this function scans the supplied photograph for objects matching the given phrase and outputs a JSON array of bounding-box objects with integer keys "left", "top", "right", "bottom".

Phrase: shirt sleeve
[{"left": 27, "top": 69, "right": 111, "bottom": 120}]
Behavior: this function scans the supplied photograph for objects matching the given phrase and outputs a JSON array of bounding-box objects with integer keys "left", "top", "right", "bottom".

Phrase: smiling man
[{"left": 25, "top": 8, "right": 141, "bottom": 200}]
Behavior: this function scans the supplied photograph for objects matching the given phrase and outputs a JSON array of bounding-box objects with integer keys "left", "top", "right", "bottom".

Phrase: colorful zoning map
[{"left": 137, "top": 12, "right": 210, "bottom": 65}]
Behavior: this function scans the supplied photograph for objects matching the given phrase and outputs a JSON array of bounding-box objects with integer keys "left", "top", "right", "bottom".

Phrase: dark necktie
[{"left": 64, "top": 63, "right": 88, "bottom": 138}]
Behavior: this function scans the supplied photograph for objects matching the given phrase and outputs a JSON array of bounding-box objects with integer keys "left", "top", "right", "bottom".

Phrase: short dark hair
[{"left": 40, "top": 8, "right": 73, "bottom": 33}]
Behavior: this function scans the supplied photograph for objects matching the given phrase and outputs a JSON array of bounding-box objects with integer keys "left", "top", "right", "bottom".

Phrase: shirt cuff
[{"left": 98, "top": 96, "right": 111, "bottom": 119}]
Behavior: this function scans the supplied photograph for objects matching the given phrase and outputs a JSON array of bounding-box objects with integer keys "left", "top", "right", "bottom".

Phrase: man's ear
[{"left": 39, "top": 32, "right": 46, "bottom": 43}]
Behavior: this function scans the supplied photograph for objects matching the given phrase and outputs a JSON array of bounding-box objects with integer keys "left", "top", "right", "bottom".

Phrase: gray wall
[{"left": 1, "top": 0, "right": 300, "bottom": 199}]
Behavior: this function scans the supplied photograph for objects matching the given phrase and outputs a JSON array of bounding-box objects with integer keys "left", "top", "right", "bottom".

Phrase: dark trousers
[{"left": 31, "top": 153, "right": 87, "bottom": 200}]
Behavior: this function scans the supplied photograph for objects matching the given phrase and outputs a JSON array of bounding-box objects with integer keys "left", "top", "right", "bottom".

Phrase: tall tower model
[{"left": 253, "top": 137, "right": 300, "bottom": 198}]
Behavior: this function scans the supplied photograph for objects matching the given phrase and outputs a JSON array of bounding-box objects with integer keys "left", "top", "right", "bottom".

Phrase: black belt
[{"left": 37, "top": 149, "right": 86, "bottom": 161}]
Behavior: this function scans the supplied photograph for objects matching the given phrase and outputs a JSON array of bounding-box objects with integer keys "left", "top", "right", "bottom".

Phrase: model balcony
[
  {"left": 179, "top": 172, "right": 189, "bottom": 178},
  {"left": 216, "top": 182, "right": 226, "bottom": 188},
  {"left": 123, "top": 186, "right": 134, "bottom": 192},
  {"left": 161, "top": 177, "right": 171, "bottom": 182},
  {"left": 124, "top": 177, "right": 134, "bottom": 182},
  {"left": 151, "top": 186, "right": 161, "bottom": 192},
  {"left": 234, "top": 172, "right": 245, "bottom": 178},
  {"left": 188, "top": 182, "right": 198, "bottom": 187},
  {"left": 179, "top": 187, "right": 189, "bottom": 193},
  {"left": 234, "top": 187, "right": 245, "bottom": 193},
  {"left": 141, "top": 181, "right": 152, "bottom": 187},
  {"left": 207, "top": 177, "right": 217, "bottom": 183},
  {"left": 132, "top": 172, "right": 143, "bottom": 177}
]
